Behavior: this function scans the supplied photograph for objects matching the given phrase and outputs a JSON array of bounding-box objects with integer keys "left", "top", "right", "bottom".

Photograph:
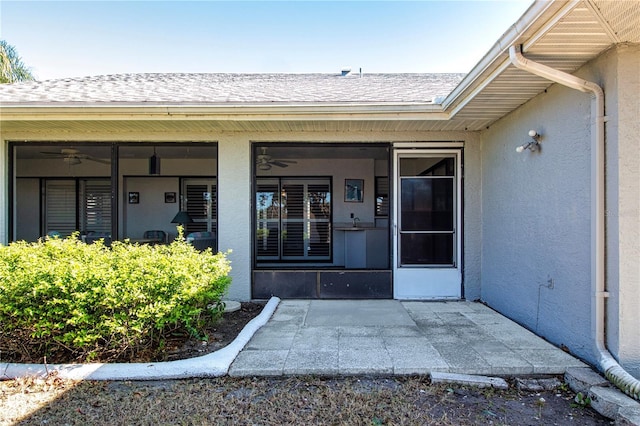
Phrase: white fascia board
[
  {"left": 0, "top": 103, "right": 449, "bottom": 122},
  {"left": 441, "top": 0, "right": 580, "bottom": 115}
]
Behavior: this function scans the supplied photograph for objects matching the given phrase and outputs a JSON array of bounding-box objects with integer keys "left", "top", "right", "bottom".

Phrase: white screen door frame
[{"left": 393, "top": 148, "right": 462, "bottom": 299}]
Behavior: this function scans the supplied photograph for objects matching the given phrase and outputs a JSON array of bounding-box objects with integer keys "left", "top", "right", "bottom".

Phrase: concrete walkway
[{"left": 229, "top": 300, "right": 586, "bottom": 377}]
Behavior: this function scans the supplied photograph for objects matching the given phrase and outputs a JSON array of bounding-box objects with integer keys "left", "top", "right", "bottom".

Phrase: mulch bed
[
  {"left": 156, "top": 302, "right": 265, "bottom": 362},
  {"left": 1, "top": 302, "right": 265, "bottom": 364}
]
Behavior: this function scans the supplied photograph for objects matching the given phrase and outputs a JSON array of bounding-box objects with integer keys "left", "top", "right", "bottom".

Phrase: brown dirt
[
  {"left": 1, "top": 302, "right": 264, "bottom": 364},
  {"left": 151, "top": 302, "right": 265, "bottom": 362},
  {"left": 1, "top": 375, "right": 611, "bottom": 425}
]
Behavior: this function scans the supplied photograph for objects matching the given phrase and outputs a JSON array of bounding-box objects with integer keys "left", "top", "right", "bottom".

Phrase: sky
[{"left": 1, "top": 1, "right": 533, "bottom": 81}]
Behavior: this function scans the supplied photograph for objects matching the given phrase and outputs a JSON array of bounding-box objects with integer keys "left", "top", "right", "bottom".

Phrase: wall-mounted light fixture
[
  {"left": 149, "top": 146, "right": 161, "bottom": 175},
  {"left": 516, "top": 130, "right": 541, "bottom": 153}
]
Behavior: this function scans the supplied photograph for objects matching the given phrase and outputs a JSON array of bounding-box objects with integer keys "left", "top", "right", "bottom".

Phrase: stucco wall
[
  {"left": 481, "top": 65, "right": 591, "bottom": 357},
  {"left": 462, "top": 133, "right": 482, "bottom": 301},
  {"left": 480, "top": 45, "right": 639, "bottom": 374},
  {"left": 218, "top": 136, "right": 252, "bottom": 301},
  {"left": 481, "top": 79, "right": 593, "bottom": 362},
  {"left": 604, "top": 44, "right": 640, "bottom": 378}
]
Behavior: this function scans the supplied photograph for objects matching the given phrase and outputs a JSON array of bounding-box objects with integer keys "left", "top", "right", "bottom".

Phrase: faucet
[{"left": 352, "top": 217, "right": 360, "bottom": 227}]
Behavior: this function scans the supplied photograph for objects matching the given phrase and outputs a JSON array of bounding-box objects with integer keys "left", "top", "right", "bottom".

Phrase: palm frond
[{"left": 0, "top": 40, "right": 35, "bottom": 84}]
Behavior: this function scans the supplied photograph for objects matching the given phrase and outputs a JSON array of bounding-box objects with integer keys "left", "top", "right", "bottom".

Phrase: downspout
[{"left": 508, "top": 45, "right": 640, "bottom": 400}]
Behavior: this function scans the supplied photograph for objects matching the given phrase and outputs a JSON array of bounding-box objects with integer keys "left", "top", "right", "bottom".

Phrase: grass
[{"left": 1, "top": 374, "right": 610, "bottom": 425}]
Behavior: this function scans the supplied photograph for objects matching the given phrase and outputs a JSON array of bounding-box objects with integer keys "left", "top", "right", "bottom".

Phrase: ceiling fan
[
  {"left": 40, "top": 148, "right": 110, "bottom": 165},
  {"left": 256, "top": 147, "right": 297, "bottom": 170}
]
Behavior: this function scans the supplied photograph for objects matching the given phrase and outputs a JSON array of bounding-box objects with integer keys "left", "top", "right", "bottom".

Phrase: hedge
[{"left": 0, "top": 231, "right": 231, "bottom": 363}]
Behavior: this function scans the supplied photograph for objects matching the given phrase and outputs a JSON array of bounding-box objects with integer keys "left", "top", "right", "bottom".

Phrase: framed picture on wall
[
  {"left": 164, "top": 192, "right": 176, "bottom": 203},
  {"left": 345, "top": 179, "right": 364, "bottom": 202},
  {"left": 128, "top": 192, "right": 139, "bottom": 204}
]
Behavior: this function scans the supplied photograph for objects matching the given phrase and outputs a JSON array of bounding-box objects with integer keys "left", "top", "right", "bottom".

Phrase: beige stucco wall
[
  {"left": 480, "top": 44, "right": 640, "bottom": 376},
  {"left": 0, "top": 130, "right": 482, "bottom": 302},
  {"left": 602, "top": 44, "right": 640, "bottom": 377}
]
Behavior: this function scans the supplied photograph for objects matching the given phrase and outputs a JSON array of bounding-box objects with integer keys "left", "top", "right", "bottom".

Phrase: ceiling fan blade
[
  {"left": 275, "top": 159, "right": 297, "bottom": 164},
  {"left": 86, "top": 157, "right": 111, "bottom": 164},
  {"left": 40, "top": 151, "right": 67, "bottom": 156},
  {"left": 270, "top": 161, "right": 290, "bottom": 168}
]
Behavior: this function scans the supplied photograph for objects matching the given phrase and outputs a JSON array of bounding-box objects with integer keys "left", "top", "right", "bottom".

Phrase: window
[
  {"left": 43, "top": 178, "right": 111, "bottom": 237},
  {"left": 256, "top": 177, "right": 331, "bottom": 263},
  {"left": 44, "top": 180, "right": 77, "bottom": 236},
  {"left": 80, "top": 180, "right": 111, "bottom": 234},
  {"left": 375, "top": 176, "right": 389, "bottom": 217},
  {"left": 182, "top": 179, "right": 217, "bottom": 234}
]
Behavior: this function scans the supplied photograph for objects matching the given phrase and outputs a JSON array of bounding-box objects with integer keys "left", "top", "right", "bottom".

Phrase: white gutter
[
  {"left": 509, "top": 45, "right": 640, "bottom": 400},
  {"left": 442, "top": 0, "right": 577, "bottom": 115},
  {"left": 0, "top": 103, "right": 449, "bottom": 122}
]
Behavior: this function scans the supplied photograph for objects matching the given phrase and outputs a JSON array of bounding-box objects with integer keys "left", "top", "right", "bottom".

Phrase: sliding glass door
[{"left": 256, "top": 177, "right": 331, "bottom": 263}]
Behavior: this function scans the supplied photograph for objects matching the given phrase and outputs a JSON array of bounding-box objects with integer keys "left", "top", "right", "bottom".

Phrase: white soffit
[
  {"left": 450, "top": 0, "right": 640, "bottom": 131},
  {"left": 0, "top": 118, "right": 480, "bottom": 134},
  {"left": 591, "top": 0, "right": 640, "bottom": 42}
]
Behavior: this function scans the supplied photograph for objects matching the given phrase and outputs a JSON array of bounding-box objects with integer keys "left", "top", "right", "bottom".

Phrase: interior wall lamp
[
  {"left": 516, "top": 130, "right": 541, "bottom": 153},
  {"left": 149, "top": 146, "right": 161, "bottom": 175},
  {"left": 171, "top": 211, "right": 194, "bottom": 227}
]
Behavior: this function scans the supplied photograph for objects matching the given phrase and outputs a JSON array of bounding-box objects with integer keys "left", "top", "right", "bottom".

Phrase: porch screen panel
[
  {"left": 80, "top": 179, "right": 111, "bottom": 234},
  {"left": 44, "top": 180, "right": 77, "bottom": 237},
  {"left": 399, "top": 157, "right": 456, "bottom": 266}
]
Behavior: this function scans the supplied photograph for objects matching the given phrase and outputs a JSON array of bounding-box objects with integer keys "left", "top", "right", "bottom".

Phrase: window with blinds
[
  {"left": 375, "top": 176, "right": 389, "bottom": 217},
  {"left": 183, "top": 179, "right": 217, "bottom": 235},
  {"left": 44, "top": 179, "right": 111, "bottom": 237},
  {"left": 80, "top": 180, "right": 111, "bottom": 234},
  {"left": 44, "top": 180, "right": 77, "bottom": 237},
  {"left": 256, "top": 177, "right": 331, "bottom": 263}
]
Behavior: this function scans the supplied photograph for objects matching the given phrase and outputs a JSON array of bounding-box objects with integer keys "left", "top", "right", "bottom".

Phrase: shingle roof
[{"left": 0, "top": 73, "right": 465, "bottom": 105}]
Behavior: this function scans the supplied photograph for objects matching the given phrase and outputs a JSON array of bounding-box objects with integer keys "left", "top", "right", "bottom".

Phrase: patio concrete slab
[
  {"left": 338, "top": 348, "right": 394, "bottom": 375},
  {"left": 228, "top": 299, "right": 588, "bottom": 377},
  {"left": 284, "top": 350, "right": 339, "bottom": 375},
  {"left": 229, "top": 349, "right": 289, "bottom": 376},
  {"left": 305, "top": 300, "right": 415, "bottom": 326}
]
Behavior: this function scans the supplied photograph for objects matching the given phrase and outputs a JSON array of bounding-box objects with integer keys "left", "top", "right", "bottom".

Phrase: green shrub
[{"left": 0, "top": 231, "right": 231, "bottom": 363}]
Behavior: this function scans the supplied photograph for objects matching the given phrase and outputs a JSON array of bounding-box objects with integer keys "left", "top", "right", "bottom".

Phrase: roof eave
[
  {"left": 0, "top": 102, "right": 450, "bottom": 122},
  {"left": 441, "top": 0, "right": 579, "bottom": 115}
]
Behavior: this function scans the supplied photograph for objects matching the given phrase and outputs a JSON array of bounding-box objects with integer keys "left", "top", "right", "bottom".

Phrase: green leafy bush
[{"left": 0, "top": 232, "right": 231, "bottom": 363}]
